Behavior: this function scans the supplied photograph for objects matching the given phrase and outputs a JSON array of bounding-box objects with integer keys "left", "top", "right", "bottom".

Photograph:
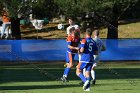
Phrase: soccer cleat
[
  {"left": 84, "top": 88, "right": 90, "bottom": 91},
  {"left": 92, "top": 79, "right": 96, "bottom": 85},
  {"left": 60, "top": 76, "right": 69, "bottom": 82},
  {"left": 83, "top": 80, "right": 90, "bottom": 90}
]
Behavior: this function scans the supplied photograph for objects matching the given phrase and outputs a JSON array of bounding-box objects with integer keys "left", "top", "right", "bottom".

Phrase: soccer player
[
  {"left": 91, "top": 29, "right": 106, "bottom": 85},
  {"left": 61, "top": 27, "right": 80, "bottom": 82},
  {"left": 80, "top": 29, "right": 106, "bottom": 85},
  {"left": 66, "top": 17, "right": 80, "bottom": 36},
  {"left": 76, "top": 28, "right": 98, "bottom": 91}
]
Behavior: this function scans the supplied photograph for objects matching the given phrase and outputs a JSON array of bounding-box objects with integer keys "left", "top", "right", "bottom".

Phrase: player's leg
[
  {"left": 79, "top": 68, "right": 86, "bottom": 86},
  {"left": 76, "top": 62, "right": 91, "bottom": 91},
  {"left": 76, "top": 62, "right": 87, "bottom": 83},
  {"left": 79, "top": 63, "right": 91, "bottom": 86},
  {"left": 83, "top": 63, "right": 93, "bottom": 91},
  {"left": 91, "top": 55, "right": 100, "bottom": 84},
  {"left": 78, "top": 54, "right": 85, "bottom": 85},
  {"left": 91, "top": 63, "right": 97, "bottom": 85},
  {"left": 61, "top": 52, "right": 73, "bottom": 82}
]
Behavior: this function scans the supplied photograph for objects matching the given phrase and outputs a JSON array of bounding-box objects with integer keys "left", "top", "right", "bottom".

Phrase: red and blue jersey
[
  {"left": 66, "top": 35, "right": 80, "bottom": 53},
  {"left": 79, "top": 38, "right": 98, "bottom": 63}
]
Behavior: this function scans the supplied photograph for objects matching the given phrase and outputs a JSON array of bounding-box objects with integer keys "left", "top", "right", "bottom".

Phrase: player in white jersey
[
  {"left": 66, "top": 17, "right": 80, "bottom": 36},
  {"left": 91, "top": 29, "right": 106, "bottom": 85}
]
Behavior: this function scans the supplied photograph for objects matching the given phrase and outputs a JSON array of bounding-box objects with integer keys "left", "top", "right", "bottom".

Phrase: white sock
[
  {"left": 83, "top": 68, "right": 86, "bottom": 77},
  {"left": 91, "top": 70, "right": 95, "bottom": 80},
  {"left": 63, "top": 75, "right": 67, "bottom": 78}
]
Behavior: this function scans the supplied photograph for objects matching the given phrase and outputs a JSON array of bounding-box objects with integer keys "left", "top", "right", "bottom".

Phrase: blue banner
[{"left": 0, "top": 39, "right": 140, "bottom": 62}]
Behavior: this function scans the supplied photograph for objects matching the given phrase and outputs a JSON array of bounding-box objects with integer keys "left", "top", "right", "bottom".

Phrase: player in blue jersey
[
  {"left": 61, "top": 27, "right": 80, "bottom": 82},
  {"left": 76, "top": 28, "right": 98, "bottom": 91},
  {"left": 80, "top": 29, "right": 106, "bottom": 86}
]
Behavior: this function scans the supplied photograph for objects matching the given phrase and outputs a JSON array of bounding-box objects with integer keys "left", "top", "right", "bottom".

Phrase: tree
[
  {"left": 32, "top": 0, "right": 58, "bottom": 19},
  {"left": 89, "top": 0, "right": 139, "bottom": 39},
  {"left": 54, "top": 0, "right": 95, "bottom": 17},
  {"left": 106, "top": 0, "right": 138, "bottom": 39},
  {"left": 55, "top": 0, "right": 139, "bottom": 39}
]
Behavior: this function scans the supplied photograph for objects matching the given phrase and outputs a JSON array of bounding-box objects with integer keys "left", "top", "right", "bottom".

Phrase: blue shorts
[
  {"left": 66, "top": 52, "right": 76, "bottom": 63},
  {"left": 77, "top": 62, "right": 93, "bottom": 71}
]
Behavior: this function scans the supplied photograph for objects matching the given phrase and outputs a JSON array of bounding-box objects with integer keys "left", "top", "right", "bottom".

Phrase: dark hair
[
  {"left": 74, "top": 30, "right": 80, "bottom": 37},
  {"left": 69, "top": 27, "right": 75, "bottom": 33},
  {"left": 94, "top": 29, "right": 99, "bottom": 36},
  {"left": 68, "top": 17, "right": 75, "bottom": 21},
  {"left": 86, "top": 28, "right": 92, "bottom": 36}
]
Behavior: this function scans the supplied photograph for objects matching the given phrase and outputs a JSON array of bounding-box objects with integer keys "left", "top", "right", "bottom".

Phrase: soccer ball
[{"left": 57, "top": 23, "right": 64, "bottom": 30}]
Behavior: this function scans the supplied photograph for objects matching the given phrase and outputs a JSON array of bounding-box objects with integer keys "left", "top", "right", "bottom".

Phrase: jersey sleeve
[
  {"left": 80, "top": 39, "right": 86, "bottom": 48},
  {"left": 66, "top": 26, "right": 71, "bottom": 34},
  {"left": 67, "top": 36, "right": 72, "bottom": 45}
]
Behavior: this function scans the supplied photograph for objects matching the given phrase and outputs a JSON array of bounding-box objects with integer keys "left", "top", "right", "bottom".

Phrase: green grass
[{"left": 0, "top": 62, "right": 140, "bottom": 93}]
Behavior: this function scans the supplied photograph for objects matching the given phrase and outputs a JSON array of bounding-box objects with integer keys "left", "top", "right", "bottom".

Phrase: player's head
[
  {"left": 73, "top": 29, "right": 80, "bottom": 37},
  {"left": 93, "top": 29, "right": 99, "bottom": 37},
  {"left": 86, "top": 28, "right": 92, "bottom": 37},
  {"left": 68, "top": 17, "right": 75, "bottom": 25},
  {"left": 69, "top": 27, "right": 75, "bottom": 35}
]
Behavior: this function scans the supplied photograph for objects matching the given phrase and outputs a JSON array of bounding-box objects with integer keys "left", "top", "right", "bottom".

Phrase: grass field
[
  {"left": 21, "top": 21, "right": 140, "bottom": 39},
  {"left": 0, "top": 62, "right": 140, "bottom": 93}
]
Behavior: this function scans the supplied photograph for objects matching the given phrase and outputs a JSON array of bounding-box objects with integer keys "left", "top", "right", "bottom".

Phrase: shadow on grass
[
  {"left": 0, "top": 84, "right": 79, "bottom": 90},
  {"left": 119, "top": 19, "right": 140, "bottom": 25},
  {"left": 0, "top": 65, "right": 140, "bottom": 84}
]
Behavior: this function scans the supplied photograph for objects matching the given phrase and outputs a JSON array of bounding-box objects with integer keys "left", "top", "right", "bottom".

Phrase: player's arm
[
  {"left": 93, "top": 41, "right": 99, "bottom": 55},
  {"left": 93, "top": 51, "right": 98, "bottom": 61},
  {"left": 67, "top": 37, "right": 79, "bottom": 50},
  {"left": 79, "top": 39, "right": 86, "bottom": 53},
  {"left": 101, "top": 45, "right": 106, "bottom": 51},
  {"left": 79, "top": 47, "right": 84, "bottom": 53},
  {"left": 93, "top": 42, "right": 99, "bottom": 63},
  {"left": 68, "top": 45, "right": 79, "bottom": 50}
]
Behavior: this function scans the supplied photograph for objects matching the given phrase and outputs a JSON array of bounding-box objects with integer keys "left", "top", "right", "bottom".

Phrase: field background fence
[{"left": 0, "top": 39, "right": 140, "bottom": 62}]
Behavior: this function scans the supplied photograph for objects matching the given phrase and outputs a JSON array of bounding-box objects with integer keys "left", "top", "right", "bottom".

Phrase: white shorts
[{"left": 92, "top": 55, "right": 100, "bottom": 68}]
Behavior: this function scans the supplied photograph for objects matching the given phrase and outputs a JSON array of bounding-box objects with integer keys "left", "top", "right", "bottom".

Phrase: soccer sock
[
  {"left": 83, "top": 68, "right": 86, "bottom": 77},
  {"left": 86, "top": 77, "right": 91, "bottom": 81},
  {"left": 86, "top": 83, "right": 90, "bottom": 89},
  {"left": 63, "top": 67, "right": 71, "bottom": 77},
  {"left": 85, "top": 77, "right": 91, "bottom": 89},
  {"left": 78, "top": 73, "right": 86, "bottom": 83},
  {"left": 91, "top": 70, "right": 95, "bottom": 80}
]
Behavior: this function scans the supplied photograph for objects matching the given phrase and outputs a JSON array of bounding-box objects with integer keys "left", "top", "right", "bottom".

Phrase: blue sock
[
  {"left": 79, "top": 73, "right": 86, "bottom": 83},
  {"left": 86, "top": 77, "right": 91, "bottom": 89},
  {"left": 86, "top": 77, "right": 91, "bottom": 81},
  {"left": 63, "top": 67, "right": 71, "bottom": 77}
]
